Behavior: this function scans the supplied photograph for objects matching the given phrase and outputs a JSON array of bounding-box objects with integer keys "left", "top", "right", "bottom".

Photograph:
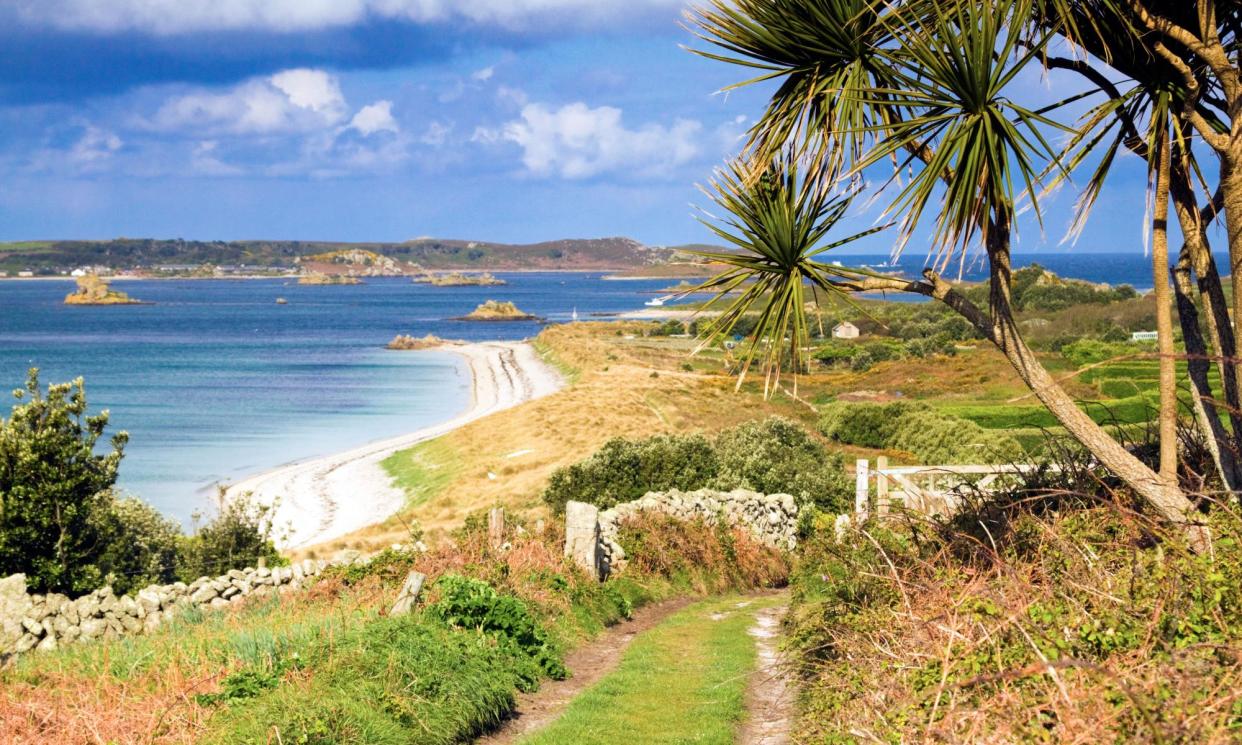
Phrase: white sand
[{"left": 223, "top": 341, "right": 562, "bottom": 549}]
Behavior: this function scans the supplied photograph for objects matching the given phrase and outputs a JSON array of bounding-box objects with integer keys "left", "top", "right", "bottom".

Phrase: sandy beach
[{"left": 223, "top": 341, "right": 562, "bottom": 549}]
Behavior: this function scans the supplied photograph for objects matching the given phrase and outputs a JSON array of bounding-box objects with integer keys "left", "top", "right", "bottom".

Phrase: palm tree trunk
[
  {"left": 1173, "top": 253, "right": 1240, "bottom": 490},
  {"left": 1151, "top": 120, "right": 1178, "bottom": 483}
]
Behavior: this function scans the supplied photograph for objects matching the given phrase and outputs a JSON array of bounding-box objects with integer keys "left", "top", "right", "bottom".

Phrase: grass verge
[
  {"left": 519, "top": 594, "right": 781, "bottom": 745},
  {"left": 381, "top": 437, "right": 463, "bottom": 509}
]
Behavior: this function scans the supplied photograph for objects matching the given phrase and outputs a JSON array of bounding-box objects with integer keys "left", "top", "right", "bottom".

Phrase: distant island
[
  {"left": 63, "top": 275, "right": 144, "bottom": 305},
  {"left": 416, "top": 272, "right": 507, "bottom": 287},
  {"left": 386, "top": 333, "right": 449, "bottom": 350},
  {"left": 0, "top": 237, "right": 721, "bottom": 278},
  {"left": 454, "top": 300, "right": 542, "bottom": 322}
]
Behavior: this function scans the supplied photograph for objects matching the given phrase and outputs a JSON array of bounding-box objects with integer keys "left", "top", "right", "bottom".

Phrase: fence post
[
  {"left": 855, "top": 459, "right": 870, "bottom": 520},
  {"left": 488, "top": 507, "right": 505, "bottom": 549},
  {"left": 876, "top": 456, "right": 889, "bottom": 516}
]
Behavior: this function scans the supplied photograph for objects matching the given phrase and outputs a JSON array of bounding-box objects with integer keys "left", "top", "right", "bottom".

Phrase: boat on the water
[
  {"left": 275, "top": 298, "right": 288, "bottom": 305},
  {"left": 644, "top": 296, "right": 668, "bottom": 307}
]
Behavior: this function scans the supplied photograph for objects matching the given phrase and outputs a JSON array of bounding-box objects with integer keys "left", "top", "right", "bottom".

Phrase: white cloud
[
  {"left": 472, "top": 66, "right": 495, "bottom": 82},
  {"left": 69, "top": 126, "right": 122, "bottom": 164},
  {"left": 14, "top": 0, "right": 685, "bottom": 34},
  {"left": 152, "top": 68, "right": 346, "bottom": 134},
  {"left": 350, "top": 100, "right": 399, "bottom": 135},
  {"left": 419, "top": 121, "right": 451, "bottom": 146},
  {"left": 496, "top": 102, "right": 700, "bottom": 179}
]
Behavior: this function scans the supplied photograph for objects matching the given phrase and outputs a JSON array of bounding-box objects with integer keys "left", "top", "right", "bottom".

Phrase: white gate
[{"left": 855, "top": 457, "right": 1056, "bottom": 519}]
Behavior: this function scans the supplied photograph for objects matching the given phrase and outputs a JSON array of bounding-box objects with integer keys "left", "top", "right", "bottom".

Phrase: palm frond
[{"left": 688, "top": 153, "right": 889, "bottom": 397}]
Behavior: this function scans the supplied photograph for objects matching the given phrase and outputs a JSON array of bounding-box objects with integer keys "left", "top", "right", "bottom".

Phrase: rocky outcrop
[
  {"left": 0, "top": 556, "right": 354, "bottom": 660},
  {"left": 64, "top": 275, "right": 143, "bottom": 305},
  {"left": 387, "top": 333, "right": 447, "bottom": 350},
  {"left": 453, "top": 299, "right": 541, "bottom": 322},
  {"left": 597, "top": 488, "right": 798, "bottom": 572},
  {"left": 417, "top": 272, "right": 507, "bottom": 287},
  {"left": 297, "top": 274, "right": 363, "bottom": 285}
]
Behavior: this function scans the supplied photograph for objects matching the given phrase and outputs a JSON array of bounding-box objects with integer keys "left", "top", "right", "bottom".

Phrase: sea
[{"left": 0, "top": 252, "right": 1196, "bottom": 522}]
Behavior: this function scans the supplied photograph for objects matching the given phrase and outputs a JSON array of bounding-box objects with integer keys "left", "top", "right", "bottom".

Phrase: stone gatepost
[
  {"left": 564, "top": 501, "right": 605, "bottom": 580},
  {"left": 389, "top": 571, "right": 426, "bottom": 617}
]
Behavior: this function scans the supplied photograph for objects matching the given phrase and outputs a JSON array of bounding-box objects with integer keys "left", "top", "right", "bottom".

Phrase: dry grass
[{"left": 790, "top": 504, "right": 1242, "bottom": 743}]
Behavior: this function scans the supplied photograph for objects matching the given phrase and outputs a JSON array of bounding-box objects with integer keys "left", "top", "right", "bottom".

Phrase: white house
[{"left": 833, "top": 321, "right": 860, "bottom": 339}]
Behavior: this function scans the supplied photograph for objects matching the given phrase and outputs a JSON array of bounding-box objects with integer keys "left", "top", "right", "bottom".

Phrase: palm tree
[{"left": 689, "top": 0, "right": 1205, "bottom": 536}]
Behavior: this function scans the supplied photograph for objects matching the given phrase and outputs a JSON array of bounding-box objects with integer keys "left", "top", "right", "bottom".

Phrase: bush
[
  {"left": 0, "top": 370, "right": 128, "bottom": 595},
  {"left": 543, "top": 417, "right": 850, "bottom": 515},
  {"left": 92, "top": 496, "right": 182, "bottom": 595},
  {"left": 712, "top": 417, "right": 851, "bottom": 513},
  {"left": 819, "top": 401, "right": 1021, "bottom": 464},
  {"left": 888, "top": 410, "right": 1022, "bottom": 464},
  {"left": 427, "top": 574, "right": 566, "bottom": 689},
  {"left": 817, "top": 401, "right": 929, "bottom": 449},
  {"left": 177, "top": 490, "right": 284, "bottom": 581},
  {"left": 542, "top": 434, "right": 718, "bottom": 514}
]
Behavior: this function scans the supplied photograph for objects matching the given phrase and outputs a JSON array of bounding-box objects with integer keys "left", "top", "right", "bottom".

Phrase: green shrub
[
  {"left": 1060, "top": 338, "right": 1138, "bottom": 367},
  {"left": 541, "top": 434, "right": 718, "bottom": 514},
  {"left": 817, "top": 401, "right": 929, "bottom": 448},
  {"left": 91, "top": 496, "right": 182, "bottom": 594},
  {"left": 426, "top": 574, "right": 566, "bottom": 687},
  {"left": 0, "top": 369, "right": 127, "bottom": 595},
  {"left": 849, "top": 350, "right": 875, "bottom": 372},
  {"left": 542, "top": 418, "right": 850, "bottom": 514},
  {"left": 712, "top": 417, "right": 851, "bottom": 513},
  {"left": 889, "top": 410, "right": 1022, "bottom": 464},
  {"left": 177, "top": 490, "right": 284, "bottom": 581}
]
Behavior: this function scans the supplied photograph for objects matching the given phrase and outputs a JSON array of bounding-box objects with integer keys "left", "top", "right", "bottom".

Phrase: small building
[
  {"left": 1131, "top": 330, "right": 1158, "bottom": 342},
  {"left": 833, "top": 321, "right": 860, "bottom": 339},
  {"left": 70, "top": 268, "right": 87, "bottom": 277},
  {"left": 17, "top": 271, "right": 33, "bottom": 278}
]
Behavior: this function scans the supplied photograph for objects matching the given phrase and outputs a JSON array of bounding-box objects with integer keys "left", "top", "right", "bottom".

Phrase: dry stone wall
[
  {"left": 597, "top": 488, "right": 799, "bottom": 571},
  {"left": 0, "top": 554, "right": 362, "bottom": 660}
]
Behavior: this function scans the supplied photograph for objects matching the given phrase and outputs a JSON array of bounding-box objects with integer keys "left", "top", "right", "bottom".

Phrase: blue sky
[{"left": 0, "top": 1, "right": 1172, "bottom": 255}]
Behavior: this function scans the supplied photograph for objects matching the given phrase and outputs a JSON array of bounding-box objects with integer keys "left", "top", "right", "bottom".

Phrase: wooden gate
[{"left": 855, "top": 457, "right": 1056, "bottom": 519}]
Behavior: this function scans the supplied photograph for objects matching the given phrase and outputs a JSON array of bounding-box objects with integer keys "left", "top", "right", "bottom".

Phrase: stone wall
[
  {"left": 0, "top": 557, "right": 347, "bottom": 660},
  {"left": 597, "top": 488, "right": 799, "bottom": 571}
]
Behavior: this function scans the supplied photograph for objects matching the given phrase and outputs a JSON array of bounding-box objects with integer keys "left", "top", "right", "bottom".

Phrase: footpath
[{"left": 478, "top": 592, "right": 795, "bottom": 745}]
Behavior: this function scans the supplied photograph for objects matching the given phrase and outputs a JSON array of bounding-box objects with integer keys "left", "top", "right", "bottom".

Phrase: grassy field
[{"left": 520, "top": 594, "right": 781, "bottom": 745}]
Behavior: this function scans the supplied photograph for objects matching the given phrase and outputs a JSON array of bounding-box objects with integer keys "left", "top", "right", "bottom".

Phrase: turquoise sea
[{"left": 0, "top": 273, "right": 672, "bottom": 522}]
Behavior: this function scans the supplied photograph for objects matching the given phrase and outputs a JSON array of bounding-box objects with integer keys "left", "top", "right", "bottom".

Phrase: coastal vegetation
[
  {"left": 542, "top": 417, "right": 850, "bottom": 515},
  {"left": 0, "top": 370, "right": 280, "bottom": 597},
  {"left": 62, "top": 275, "right": 142, "bottom": 305},
  {"left": 457, "top": 299, "right": 541, "bottom": 322}
]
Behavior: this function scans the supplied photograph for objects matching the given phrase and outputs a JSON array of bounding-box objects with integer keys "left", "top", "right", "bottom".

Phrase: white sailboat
[
  {"left": 571, "top": 307, "right": 579, "bottom": 322},
  {"left": 644, "top": 296, "right": 668, "bottom": 307}
]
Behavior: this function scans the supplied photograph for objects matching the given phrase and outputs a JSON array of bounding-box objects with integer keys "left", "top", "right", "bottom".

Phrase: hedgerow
[{"left": 542, "top": 417, "right": 851, "bottom": 514}]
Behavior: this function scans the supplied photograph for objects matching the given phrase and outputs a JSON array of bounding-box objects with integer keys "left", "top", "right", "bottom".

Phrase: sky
[{"left": 0, "top": 0, "right": 1177, "bottom": 254}]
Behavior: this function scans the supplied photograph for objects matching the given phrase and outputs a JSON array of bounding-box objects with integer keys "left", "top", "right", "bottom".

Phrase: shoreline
[{"left": 223, "top": 341, "right": 562, "bottom": 549}]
